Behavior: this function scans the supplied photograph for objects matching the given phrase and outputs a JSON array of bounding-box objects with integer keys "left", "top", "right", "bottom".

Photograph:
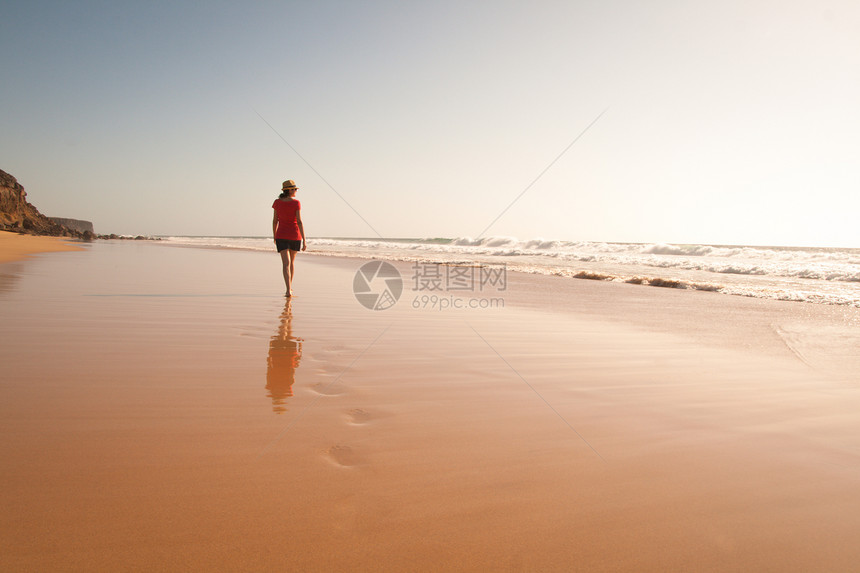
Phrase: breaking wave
[{"left": 158, "top": 236, "right": 860, "bottom": 307}]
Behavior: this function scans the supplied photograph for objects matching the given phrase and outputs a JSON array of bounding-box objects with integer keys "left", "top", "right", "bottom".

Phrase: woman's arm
[
  {"left": 272, "top": 211, "right": 278, "bottom": 241},
  {"left": 296, "top": 211, "right": 306, "bottom": 251}
]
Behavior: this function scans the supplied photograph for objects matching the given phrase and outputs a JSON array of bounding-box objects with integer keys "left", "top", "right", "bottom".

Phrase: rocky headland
[
  {"left": 48, "top": 217, "right": 95, "bottom": 234},
  {"left": 0, "top": 169, "right": 94, "bottom": 240}
]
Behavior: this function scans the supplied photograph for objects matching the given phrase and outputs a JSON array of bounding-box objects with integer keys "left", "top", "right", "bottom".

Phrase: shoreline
[
  {"left": 152, "top": 236, "right": 860, "bottom": 308},
  {"left": 307, "top": 253, "right": 860, "bottom": 377},
  {"left": 0, "top": 230, "right": 85, "bottom": 264}
]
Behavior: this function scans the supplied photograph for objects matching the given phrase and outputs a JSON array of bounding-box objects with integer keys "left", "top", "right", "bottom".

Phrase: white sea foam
[{"left": 158, "top": 236, "right": 860, "bottom": 307}]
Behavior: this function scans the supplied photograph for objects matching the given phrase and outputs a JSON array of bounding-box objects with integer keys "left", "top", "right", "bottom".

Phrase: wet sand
[{"left": 1, "top": 241, "right": 859, "bottom": 571}]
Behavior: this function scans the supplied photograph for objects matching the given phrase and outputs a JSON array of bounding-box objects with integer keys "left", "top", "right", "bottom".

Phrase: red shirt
[{"left": 272, "top": 199, "right": 301, "bottom": 240}]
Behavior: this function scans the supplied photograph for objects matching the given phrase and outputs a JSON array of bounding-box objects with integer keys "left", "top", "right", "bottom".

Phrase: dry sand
[
  {"left": 0, "top": 230, "right": 84, "bottom": 264},
  {"left": 1, "top": 241, "right": 859, "bottom": 571}
]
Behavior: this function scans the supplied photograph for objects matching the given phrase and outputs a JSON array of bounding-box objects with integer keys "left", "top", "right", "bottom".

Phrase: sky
[{"left": 2, "top": 0, "right": 859, "bottom": 247}]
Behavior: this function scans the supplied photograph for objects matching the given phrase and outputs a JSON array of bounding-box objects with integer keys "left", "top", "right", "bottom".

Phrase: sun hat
[{"left": 282, "top": 180, "right": 298, "bottom": 191}]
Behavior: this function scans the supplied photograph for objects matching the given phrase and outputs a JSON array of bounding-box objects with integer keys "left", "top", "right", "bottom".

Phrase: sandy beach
[
  {"left": 1, "top": 239, "right": 859, "bottom": 571},
  {"left": 0, "top": 230, "right": 84, "bottom": 264}
]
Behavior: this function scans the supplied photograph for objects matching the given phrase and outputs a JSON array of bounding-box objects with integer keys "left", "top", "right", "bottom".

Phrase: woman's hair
[{"left": 278, "top": 191, "right": 290, "bottom": 199}]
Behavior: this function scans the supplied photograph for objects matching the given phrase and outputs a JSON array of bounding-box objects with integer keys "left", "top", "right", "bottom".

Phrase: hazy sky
[{"left": 2, "top": 0, "right": 859, "bottom": 247}]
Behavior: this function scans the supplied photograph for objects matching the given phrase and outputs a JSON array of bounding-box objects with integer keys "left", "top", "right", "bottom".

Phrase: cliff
[
  {"left": 49, "top": 217, "right": 95, "bottom": 234},
  {"left": 0, "top": 169, "right": 92, "bottom": 238}
]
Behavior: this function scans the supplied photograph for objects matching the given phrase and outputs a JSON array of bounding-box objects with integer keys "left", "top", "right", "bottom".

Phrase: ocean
[{"left": 159, "top": 236, "right": 860, "bottom": 308}]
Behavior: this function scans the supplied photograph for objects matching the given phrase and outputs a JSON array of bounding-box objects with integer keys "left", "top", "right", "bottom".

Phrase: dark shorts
[
  {"left": 275, "top": 239, "right": 302, "bottom": 252},
  {"left": 275, "top": 239, "right": 302, "bottom": 253}
]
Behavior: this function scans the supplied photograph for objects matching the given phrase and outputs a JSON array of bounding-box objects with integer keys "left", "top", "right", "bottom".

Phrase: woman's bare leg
[
  {"left": 289, "top": 250, "right": 298, "bottom": 280},
  {"left": 280, "top": 250, "right": 292, "bottom": 296},
  {"left": 288, "top": 250, "right": 298, "bottom": 292}
]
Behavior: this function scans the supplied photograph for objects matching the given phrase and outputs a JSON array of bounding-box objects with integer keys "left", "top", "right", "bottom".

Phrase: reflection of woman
[
  {"left": 272, "top": 179, "right": 306, "bottom": 297},
  {"left": 266, "top": 300, "right": 302, "bottom": 414}
]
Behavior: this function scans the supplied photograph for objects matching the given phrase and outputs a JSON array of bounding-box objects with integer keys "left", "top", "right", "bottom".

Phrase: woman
[{"left": 272, "top": 179, "right": 306, "bottom": 296}]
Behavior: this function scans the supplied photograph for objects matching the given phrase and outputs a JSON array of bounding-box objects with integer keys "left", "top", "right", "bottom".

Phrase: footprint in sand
[
  {"left": 315, "top": 362, "right": 344, "bottom": 374},
  {"left": 347, "top": 408, "right": 372, "bottom": 425},
  {"left": 327, "top": 445, "right": 362, "bottom": 467},
  {"left": 309, "top": 382, "right": 344, "bottom": 396}
]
